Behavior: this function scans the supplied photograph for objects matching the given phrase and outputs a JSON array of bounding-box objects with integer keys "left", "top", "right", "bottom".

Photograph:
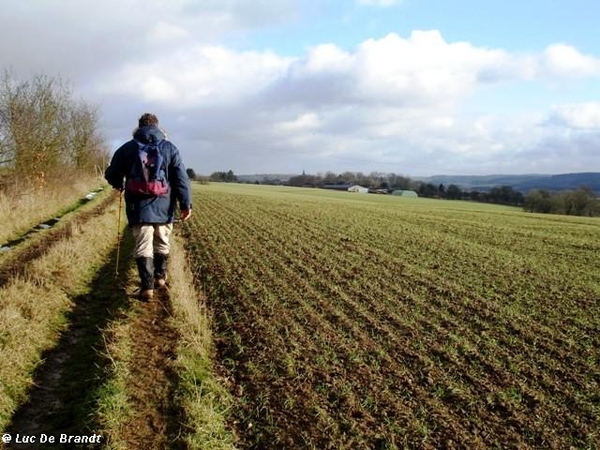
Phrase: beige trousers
[{"left": 131, "top": 223, "right": 173, "bottom": 258}]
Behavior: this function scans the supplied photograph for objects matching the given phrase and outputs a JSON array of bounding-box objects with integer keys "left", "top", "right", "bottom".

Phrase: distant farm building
[
  {"left": 348, "top": 185, "right": 369, "bottom": 193},
  {"left": 322, "top": 183, "right": 353, "bottom": 191},
  {"left": 392, "top": 190, "right": 419, "bottom": 198}
]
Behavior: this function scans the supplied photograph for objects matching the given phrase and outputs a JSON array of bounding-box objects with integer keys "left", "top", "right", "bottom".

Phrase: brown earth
[{"left": 117, "top": 288, "right": 183, "bottom": 450}]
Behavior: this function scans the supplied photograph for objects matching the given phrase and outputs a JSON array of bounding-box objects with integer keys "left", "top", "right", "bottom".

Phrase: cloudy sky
[{"left": 2, "top": 0, "right": 600, "bottom": 176}]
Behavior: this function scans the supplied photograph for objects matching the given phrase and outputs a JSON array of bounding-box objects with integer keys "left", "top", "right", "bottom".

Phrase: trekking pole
[{"left": 115, "top": 190, "right": 123, "bottom": 278}]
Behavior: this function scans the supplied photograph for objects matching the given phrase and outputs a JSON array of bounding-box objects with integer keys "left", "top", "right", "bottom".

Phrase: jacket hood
[{"left": 133, "top": 125, "right": 165, "bottom": 144}]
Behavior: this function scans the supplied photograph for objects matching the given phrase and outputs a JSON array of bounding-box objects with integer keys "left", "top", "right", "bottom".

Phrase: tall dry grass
[
  {"left": 0, "top": 194, "right": 122, "bottom": 431},
  {"left": 0, "top": 174, "right": 105, "bottom": 245}
]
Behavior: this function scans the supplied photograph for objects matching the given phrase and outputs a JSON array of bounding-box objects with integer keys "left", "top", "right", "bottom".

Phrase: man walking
[{"left": 105, "top": 113, "right": 192, "bottom": 300}]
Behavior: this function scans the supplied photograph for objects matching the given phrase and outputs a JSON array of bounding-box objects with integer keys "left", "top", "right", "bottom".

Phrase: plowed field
[{"left": 183, "top": 183, "right": 599, "bottom": 450}]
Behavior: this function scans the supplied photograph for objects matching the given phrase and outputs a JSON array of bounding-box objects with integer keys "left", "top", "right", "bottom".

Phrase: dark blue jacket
[{"left": 105, "top": 126, "right": 192, "bottom": 224}]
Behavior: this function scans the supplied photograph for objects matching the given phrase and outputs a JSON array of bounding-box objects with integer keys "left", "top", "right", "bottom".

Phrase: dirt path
[
  {"left": 4, "top": 228, "right": 184, "bottom": 449},
  {"left": 117, "top": 289, "right": 183, "bottom": 450}
]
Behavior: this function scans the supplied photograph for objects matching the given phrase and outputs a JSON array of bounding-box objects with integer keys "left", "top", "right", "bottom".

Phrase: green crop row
[{"left": 183, "top": 183, "right": 599, "bottom": 450}]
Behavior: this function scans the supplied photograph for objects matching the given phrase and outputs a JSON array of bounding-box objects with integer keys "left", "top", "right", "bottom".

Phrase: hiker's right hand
[{"left": 181, "top": 209, "right": 192, "bottom": 221}]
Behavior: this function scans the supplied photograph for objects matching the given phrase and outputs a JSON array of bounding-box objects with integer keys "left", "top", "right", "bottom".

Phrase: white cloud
[
  {"left": 260, "top": 31, "right": 522, "bottom": 112},
  {"left": 2, "top": 0, "right": 599, "bottom": 176},
  {"left": 353, "top": 31, "right": 511, "bottom": 104},
  {"left": 147, "top": 22, "right": 189, "bottom": 43},
  {"left": 101, "top": 45, "right": 293, "bottom": 106},
  {"left": 277, "top": 113, "right": 323, "bottom": 132},
  {"left": 0, "top": 0, "right": 302, "bottom": 81},
  {"left": 548, "top": 102, "right": 600, "bottom": 129},
  {"left": 90, "top": 29, "right": 600, "bottom": 175},
  {"left": 540, "top": 44, "right": 600, "bottom": 79},
  {"left": 303, "top": 44, "right": 354, "bottom": 74}
]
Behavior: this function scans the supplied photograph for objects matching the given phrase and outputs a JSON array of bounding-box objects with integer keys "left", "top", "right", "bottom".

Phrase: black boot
[
  {"left": 136, "top": 257, "right": 155, "bottom": 300},
  {"left": 154, "top": 253, "right": 169, "bottom": 288}
]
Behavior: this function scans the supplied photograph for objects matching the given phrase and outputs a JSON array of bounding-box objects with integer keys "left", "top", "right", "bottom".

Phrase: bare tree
[
  {"left": 67, "top": 101, "right": 107, "bottom": 172},
  {"left": 0, "top": 71, "right": 106, "bottom": 190}
]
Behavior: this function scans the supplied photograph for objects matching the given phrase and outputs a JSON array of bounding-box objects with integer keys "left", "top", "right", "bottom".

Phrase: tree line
[
  {"left": 208, "top": 170, "right": 238, "bottom": 182},
  {"left": 524, "top": 188, "right": 598, "bottom": 216},
  {"left": 0, "top": 72, "right": 107, "bottom": 191}
]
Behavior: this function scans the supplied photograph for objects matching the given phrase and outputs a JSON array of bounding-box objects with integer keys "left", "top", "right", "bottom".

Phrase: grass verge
[
  {"left": 93, "top": 232, "right": 236, "bottom": 449},
  {"left": 168, "top": 234, "right": 237, "bottom": 450},
  {"left": 0, "top": 186, "right": 116, "bottom": 287},
  {"left": 92, "top": 263, "right": 141, "bottom": 450}
]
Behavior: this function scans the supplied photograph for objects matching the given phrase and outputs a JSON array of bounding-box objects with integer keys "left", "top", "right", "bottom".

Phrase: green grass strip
[{"left": 169, "top": 234, "right": 237, "bottom": 450}]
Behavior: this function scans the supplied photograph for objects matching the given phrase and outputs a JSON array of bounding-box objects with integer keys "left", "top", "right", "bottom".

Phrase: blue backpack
[{"left": 125, "top": 141, "right": 169, "bottom": 196}]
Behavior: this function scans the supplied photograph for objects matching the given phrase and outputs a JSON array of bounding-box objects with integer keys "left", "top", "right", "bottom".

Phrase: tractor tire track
[{"left": 0, "top": 190, "right": 119, "bottom": 287}]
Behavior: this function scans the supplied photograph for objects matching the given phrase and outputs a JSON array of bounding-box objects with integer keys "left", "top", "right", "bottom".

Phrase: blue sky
[
  {"left": 239, "top": 1, "right": 600, "bottom": 54},
  {"left": 1, "top": 0, "right": 599, "bottom": 176}
]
